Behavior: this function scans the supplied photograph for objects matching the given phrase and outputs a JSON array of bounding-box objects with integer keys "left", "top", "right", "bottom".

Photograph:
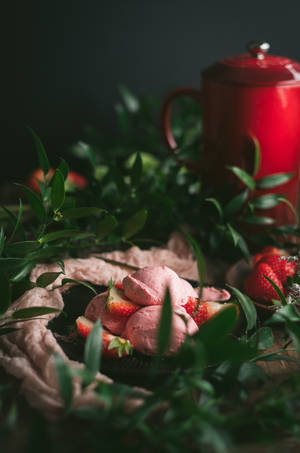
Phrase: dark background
[{"left": 9, "top": 0, "right": 300, "bottom": 183}]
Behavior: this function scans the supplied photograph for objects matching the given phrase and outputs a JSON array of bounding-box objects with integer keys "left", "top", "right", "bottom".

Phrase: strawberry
[
  {"left": 183, "top": 297, "right": 215, "bottom": 327},
  {"left": 253, "top": 246, "right": 288, "bottom": 266},
  {"left": 76, "top": 316, "right": 132, "bottom": 358},
  {"left": 106, "top": 285, "right": 140, "bottom": 317},
  {"left": 26, "top": 168, "right": 87, "bottom": 193},
  {"left": 256, "top": 254, "right": 296, "bottom": 283},
  {"left": 244, "top": 262, "right": 284, "bottom": 303}
]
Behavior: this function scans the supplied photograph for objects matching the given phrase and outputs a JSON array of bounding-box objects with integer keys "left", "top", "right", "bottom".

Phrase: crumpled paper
[{"left": 0, "top": 233, "right": 197, "bottom": 419}]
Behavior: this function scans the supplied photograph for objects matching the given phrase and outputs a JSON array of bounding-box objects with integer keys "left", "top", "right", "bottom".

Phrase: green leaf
[
  {"left": 184, "top": 232, "right": 206, "bottom": 289},
  {"left": 53, "top": 353, "right": 73, "bottom": 413},
  {"left": 157, "top": 289, "right": 172, "bottom": 356},
  {"left": 97, "top": 215, "right": 118, "bottom": 240},
  {"left": 62, "top": 207, "right": 105, "bottom": 219},
  {"left": 28, "top": 127, "right": 50, "bottom": 175},
  {"left": 26, "top": 246, "right": 63, "bottom": 261},
  {"left": 38, "top": 229, "right": 79, "bottom": 244},
  {"left": 0, "top": 258, "right": 24, "bottom": 271},
  {"left": 263, "top": 274, "right": 287, "bottom": 305},
  {"left": 131, "top": 152, "right": 143, "bottom": 188},
  {"left": 227, "top": 285, "right": 257, "bottom": 331},
  {"left": 84, "top": 319, "right": 102, "bottom": 377},
  {"left": 277, "top": 196, "right": 298, "bottom": 223},
  {"left": 224, "top": 189, "right": 249, "bottom": 218},
  {"left": 195, "top": 304, "right": 238, "bottom": 344},
  {"left": 15, "top": 184, "right": 46, "bottom": 223},
  {"left": 119, "top": 85, "right": 140, "bottom": 113},
  {"left": 227, "top": 166, "right": 255, "bottom": 190},
  {"left": 226, "top": 223, "right": 240, "bottom": 247},
  {"left": 249, "top": 327, "right": 274, "bottom": 350},
  {"left": 10, "top": 262, "right": 37, "bottom": 283},
  {"left": 12, "top": 306, "right": 61, "bottom": 319},
  {"left": 243, "top": 215, "right": 275, "bottom": 225},
  {"left": 252, "top": 194, "right": 282, "bottom": 209},
  {"left": 256, "top": 172, "right": 294, "bottom": 189},
  {"left": 1, "top": 205, "right": 26, "bottom": 242},
  {"left": 205, "top": 198, "right": 223, "bottom": 219},
  {"left": 58, "top": 158, "right": 69, "bottom": 181},
  {"left": 0, "top": 271, "right": 11, "bottom": 315},
  {"left": 36, "top": 272, "right": 63, "bottom": 288},
  {"left": 7, "top": 199, "right": 24, "bottom": 243},
  {"left": 238, "top": 361, "right": 267, "bottom": 384},
  {"left": 51, "top": 169, "right": 65, "bottom": 212},
  {"left": 236, "top": 234, "right": 250, "bottom": 259},
  {"left": 122, "top": 209, "right": 148, "bottom": 239},
  {"left": 251, "top": 135, "right": 261, "bottom": 176},
  {"left": 5, "top": 241, "right": 41, "bottom": 256},
  {"left": 0, "top": 227, "right": 5, "bottom": 256},
  {"left": 115, "top": 103, "right": 130, "bottom": 134},
  {"left": 59, "top": 279, "right": 97, "bottom": 295}
]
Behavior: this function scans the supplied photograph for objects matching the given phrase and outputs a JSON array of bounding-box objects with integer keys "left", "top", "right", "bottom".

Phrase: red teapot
[{"left": 161, "top": 42, "right": 300, "bottom": 226}]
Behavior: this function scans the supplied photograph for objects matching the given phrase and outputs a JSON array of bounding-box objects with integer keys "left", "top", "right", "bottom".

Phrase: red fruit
[
  {"left": 76, "top": 315, "right": 94, "bottom": 338},
  {"left": 76, "top": 316, "right": 132, "bottom": 358},
  {"left": 26, "top": 168, "right": 87, "bottom": 193},
  {"left": 244, "top": 262, "right": 284, "bottom": 303},
  {"left": 106, "top": 285, "right": 140, "bottom": 317},
  {"left": 182, "top": 297, "right": 210, "bottom": 327},
  {"left": 253, "top": 246, "right": 288, "bottom": 266},
  {"left": 256, "top": 254, "right": 296, "bottom": 283}
]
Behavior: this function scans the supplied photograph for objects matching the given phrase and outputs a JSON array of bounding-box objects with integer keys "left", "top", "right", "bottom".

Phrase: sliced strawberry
[
  {"left": 256, "top": 254, "right": 296, "bottom": 283},
  {"left": 244, "top": 262, "right": 284, "bottom": 303},
  {"left": 102, "top": 331, "right": 133, "bottom": 358},
  {"left": 76, "top": 315, "right": 94, "bottom": 338},
  {"left": 114, "top": 282, "right": 124, "bottom": 290},
  {"left": 76, "top": 316, "right": 132, "bottom": 358},
  {"left": 183, "top": 297, "right": 225, "bottom": 327},
  {"left": 106, "top": 285, "right": 140, "bottom": 317}
]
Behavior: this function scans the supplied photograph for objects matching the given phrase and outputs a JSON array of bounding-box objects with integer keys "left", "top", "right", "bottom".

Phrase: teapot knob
[{"left": 247, "top": 41, "right": 270, "bottom": 60}]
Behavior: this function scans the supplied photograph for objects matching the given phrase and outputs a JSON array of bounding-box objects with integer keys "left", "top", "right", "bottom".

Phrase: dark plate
[{"left": 48, "top": 284, "right": 181, "bottom": 387}]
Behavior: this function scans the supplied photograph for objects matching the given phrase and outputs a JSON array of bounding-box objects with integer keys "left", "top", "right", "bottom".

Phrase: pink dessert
[
  {"left": 82, "top": 265, "right": 231, "bottom": 356},
  {"left": 123, "top": 265, "right": 198, "bottom": 306},
  {"left": 84, "top": 291, "right": 128, "bottom": 336},
  {"left": 123, "top": 305, "right": 198, "bottom": 355}
]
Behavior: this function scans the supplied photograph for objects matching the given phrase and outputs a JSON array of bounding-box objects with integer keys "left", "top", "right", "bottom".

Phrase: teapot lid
[{"left": 202, "top": 42, "right": 300, "bottom": 86}]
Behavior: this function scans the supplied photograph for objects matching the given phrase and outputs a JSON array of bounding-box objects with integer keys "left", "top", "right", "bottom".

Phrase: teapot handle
[{"left": 160, "top": 87, "right": 202, "bottom": 153}]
